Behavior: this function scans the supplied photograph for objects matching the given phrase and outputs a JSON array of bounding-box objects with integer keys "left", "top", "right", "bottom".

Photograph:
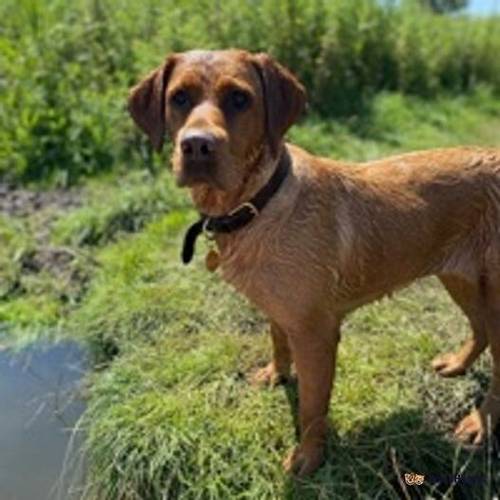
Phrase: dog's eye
[
  {"left": 170, "top": 90, "right": 190, "bottom": 108},
  {"left": 230, "top": 90, "right": 250, "bottom": 111}
]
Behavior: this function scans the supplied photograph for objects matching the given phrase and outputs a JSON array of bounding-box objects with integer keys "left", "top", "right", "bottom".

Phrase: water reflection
[{"left": 0, "top": 342, "right": 85, "bottom": 500}]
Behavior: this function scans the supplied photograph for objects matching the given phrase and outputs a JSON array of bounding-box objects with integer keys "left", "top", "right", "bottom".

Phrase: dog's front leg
[
  {"left": 252, "top": 322, "right": 292, "bottom": 386},
  {"left": 283, "top": 316, "right": 340, "bottom": 477}
]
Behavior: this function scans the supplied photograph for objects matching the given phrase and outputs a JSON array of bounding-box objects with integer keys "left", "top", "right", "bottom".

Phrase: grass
[
  {"left": 289, "top": 85, "right": 500, "bottom": 160},
  {"left": 2, "top": 90, "right": 500, "bottom": 497},
  {"left": 52, "top": 170, "right": 187, "bottom": 247},
  {"left": 0, "top": 170, "right": 188, "bottom": 346},
  {"left": 80, "top": 278, "right": 496, "bottom": 499}
]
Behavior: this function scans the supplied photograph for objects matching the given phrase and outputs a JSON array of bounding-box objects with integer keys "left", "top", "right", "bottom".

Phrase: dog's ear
[
  {"left": 128, "top": 55, "right": 177, "bottom": 152},
  {"left": 252, "top": 53, "right": 306, "bottom": 155}
]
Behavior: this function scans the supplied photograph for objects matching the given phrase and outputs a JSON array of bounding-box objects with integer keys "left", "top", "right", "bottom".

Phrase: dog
[{"left": 129, "top": 49, "right": 500, "bottom": 477}]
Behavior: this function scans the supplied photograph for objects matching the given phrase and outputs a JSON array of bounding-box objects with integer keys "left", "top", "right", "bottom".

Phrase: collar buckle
[
  {"left": 202, "top": 217, "right": 216, "bottom": 240},
  {"left": 228, "top": 202, "right": 259, "bottom": 217}
]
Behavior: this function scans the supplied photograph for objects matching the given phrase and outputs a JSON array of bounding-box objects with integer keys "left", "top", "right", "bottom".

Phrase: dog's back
[{"left": 293, "top": 146, "right": 500, "bottom": 306}]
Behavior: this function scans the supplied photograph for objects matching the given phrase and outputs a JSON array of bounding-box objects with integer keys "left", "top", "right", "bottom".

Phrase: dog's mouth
[{"left": 174, "top": 158, "right": 228, "bottom": 190}]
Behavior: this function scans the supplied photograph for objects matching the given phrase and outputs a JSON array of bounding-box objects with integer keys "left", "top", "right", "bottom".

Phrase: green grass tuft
[{"left": 53, "top": 171, "right": 188, "bottom": 247}]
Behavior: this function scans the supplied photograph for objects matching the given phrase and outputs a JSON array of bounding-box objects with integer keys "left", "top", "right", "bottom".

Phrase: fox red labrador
[{"left": 129, "top": 49, "right": 500, "bottom": 476}]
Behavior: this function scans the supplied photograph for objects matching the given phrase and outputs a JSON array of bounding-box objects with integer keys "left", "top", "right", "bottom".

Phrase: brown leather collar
[{"left": 181, "top": 149, "right": 290, "bottom": 264}]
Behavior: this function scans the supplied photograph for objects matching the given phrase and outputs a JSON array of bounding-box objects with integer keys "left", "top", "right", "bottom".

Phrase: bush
[
  {"left": 0, "top": 0, "right": 144, "bottom": 185},
  {"left": 1, "top": 0, "right": 499, "bottom": 184}
]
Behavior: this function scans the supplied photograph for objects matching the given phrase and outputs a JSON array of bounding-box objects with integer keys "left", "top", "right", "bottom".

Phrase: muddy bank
[
  {"left": 0, "top": 183, "right": 90, "bottom": 303},
  {"left": 0, "top": 183, "right": 82, "bottom": 218}
]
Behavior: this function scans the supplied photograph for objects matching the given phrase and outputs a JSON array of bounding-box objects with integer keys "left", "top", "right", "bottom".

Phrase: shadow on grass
[{"left": 280, "top": 381, "right": 499, "bottom": 499}]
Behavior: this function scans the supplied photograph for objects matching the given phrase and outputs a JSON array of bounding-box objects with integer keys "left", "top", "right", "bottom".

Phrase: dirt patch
[
  {"left": 0, "top": 183, "right": 82, "bottom": 218},
  {"left": 1, "top": 183, "right": 92, "bottom": 303}
]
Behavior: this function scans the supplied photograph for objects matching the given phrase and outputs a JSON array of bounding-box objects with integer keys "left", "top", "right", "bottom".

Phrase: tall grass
[{"left": 1, "top": 0, "right": 499, "bottom": 184}]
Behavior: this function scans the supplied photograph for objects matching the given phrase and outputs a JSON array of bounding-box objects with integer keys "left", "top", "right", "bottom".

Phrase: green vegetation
[
  {"left": 2, "top": 0, "right": 500, "bottom": 497},
  {"left": 0, "top": 170, "right": 189, "bottom": 342},
  {"left": 1, "top": 0, "right": 500, "bottom": 183},
  {"left": 52, "top": 171, "right": 187, "bottom": 247}
]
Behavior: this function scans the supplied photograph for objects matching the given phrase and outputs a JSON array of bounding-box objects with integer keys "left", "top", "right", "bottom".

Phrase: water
[{"left": 0, "top": 342, "right": 86, "bottom": 500}]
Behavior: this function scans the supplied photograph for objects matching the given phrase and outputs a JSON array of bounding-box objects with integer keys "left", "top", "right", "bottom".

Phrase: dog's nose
[{"left": 180, "top": 130, "right": 216, "bottom": 160}]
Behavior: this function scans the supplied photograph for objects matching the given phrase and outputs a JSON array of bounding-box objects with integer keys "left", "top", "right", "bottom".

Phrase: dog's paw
[
  {"left": 431, "top": 352, "right": 468, "bottom": 377},
  {"left": 282, "top": 444, "right": 325, "bottom": 477},
  {"left": 250, "top": 362, "right": 290, "bottom": 387},
  {"left": 454, "top": 410, "right": 485, "bottom": 445}
]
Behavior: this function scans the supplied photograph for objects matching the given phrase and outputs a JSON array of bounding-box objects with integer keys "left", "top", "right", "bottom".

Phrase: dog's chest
[
  {"left": 216, "top": 227, "right": 306, "bottom": 322},
  {"left": 218, "top": 229, "right": 281, "bottom": 296},
  {"left": 215, "top": 222, "right": 335, "bottom": 328}
]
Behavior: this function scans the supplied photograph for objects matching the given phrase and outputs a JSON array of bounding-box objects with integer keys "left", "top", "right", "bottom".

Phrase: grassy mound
[{"left": 79, "top": 238, "right": 496, "bottom": 498}]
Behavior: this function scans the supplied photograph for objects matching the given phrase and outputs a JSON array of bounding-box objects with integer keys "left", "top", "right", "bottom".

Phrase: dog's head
[{"left": 128, "top": 49, "right": 306, "bottom": 191}]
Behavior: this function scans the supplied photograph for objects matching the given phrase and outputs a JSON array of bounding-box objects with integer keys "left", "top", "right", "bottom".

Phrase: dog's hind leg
[
  {"left": 454, "top": 266, "right": 500, "bottom": 444},
  {"left": 251, "top": 322, "right": 292, "bottom": 386},
  {"left": 432, "top": 274, "right": 488, "bottom": 377}
]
